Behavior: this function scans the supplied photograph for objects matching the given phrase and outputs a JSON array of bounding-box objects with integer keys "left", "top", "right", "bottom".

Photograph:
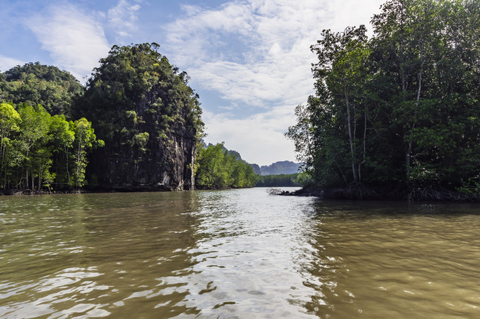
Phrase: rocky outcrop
[
  {"left": 87, "top": 96, "right": 198, "bottom": 192},
  {"left": 250, "top": 163, "right": 261, "bottom": 175},
  {"left": 73, "top": 44, "right": 203, "bottom": 192},
  {"left": 259, "top": 161, "right": 301, "bottom": 175}
]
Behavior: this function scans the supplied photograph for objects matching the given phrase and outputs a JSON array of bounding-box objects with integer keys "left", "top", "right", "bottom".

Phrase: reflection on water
[{"left": 1, "top": 189, "right": 480, "bottom": 318}]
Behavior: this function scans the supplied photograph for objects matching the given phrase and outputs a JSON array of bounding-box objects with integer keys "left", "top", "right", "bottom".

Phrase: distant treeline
[
  {"left": 0, "top": 102, "right": 102, "bottom": 190},
  {"left": 255, "top": 173, "right": 301, "bottom": 187},
  {"left": 287, "top": 0, "right": 480, "bottom": 200},
  {"left": 0, "top": 45, "right": 204, "bottom": 192},
  {"left": 195, "top": 143, "right": 257, "bottom": 188}
]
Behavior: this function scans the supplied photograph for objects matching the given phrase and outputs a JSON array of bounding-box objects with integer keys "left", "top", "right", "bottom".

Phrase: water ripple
[{"left": 1, "top": 190, "right": 480, "bottom": 318}]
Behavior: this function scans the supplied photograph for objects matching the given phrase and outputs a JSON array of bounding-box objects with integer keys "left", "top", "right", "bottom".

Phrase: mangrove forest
[{"left": 287, "top": 0, "right": 480, "bottom": 200}]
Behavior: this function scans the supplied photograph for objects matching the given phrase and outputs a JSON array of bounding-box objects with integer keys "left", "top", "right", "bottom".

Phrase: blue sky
[{"left": 0, "top": 0, "right": 385, "bottom": 166}]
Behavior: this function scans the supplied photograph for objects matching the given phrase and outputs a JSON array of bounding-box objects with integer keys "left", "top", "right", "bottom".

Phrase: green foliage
[
  {"left": 0, "top": 63, "right": 100, "bottom": 191},
  {"left": 0, "top": 62, "right": 83, "bottom": 115},
  {"left": 0, "top": 102, "right": 101, "bottom": 191},
  {"left": 73, "top": 43, "right": 204, "bottom": 187},
  {"left": 256, "top": 174, "right": 301, "bottom": 187},
  {"left": 72, "top": 118, "right": 102, "bottom": 188},
  {"left": 0, "top": 102, "right": 21, "bottom": 188},
  {"left": 296, "top": 171, "right": 313, "bottom": 186},
  {"left": 195, "top": 143, "right": 257, "bottom": 188},
  {"left": 0, "top": 44, "right": 204, "bottom": 191},
  {"left": 287, "top": 0, "right": 480, "bottom": 193}
]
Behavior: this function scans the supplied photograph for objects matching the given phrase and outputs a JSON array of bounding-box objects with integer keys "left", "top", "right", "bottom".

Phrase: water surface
[{"left": 1, "top": 188, "right": 480, "bottom": 318}]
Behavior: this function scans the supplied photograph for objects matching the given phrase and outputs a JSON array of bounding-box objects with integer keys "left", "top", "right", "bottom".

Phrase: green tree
[
  {"left": 0, "top": 102, "right": 21, "bottom": 188},
  {"left": 16, "top": 104, "right": 51, "bottom": 189},
  {"left": 288, "top": 0, "right": 480, "bottom": 198},
  {"left": 49, "top": 114, "right": 75, "bottom": 187},
  {"left": 72, "top": 118, "right": 103, "bottom": 188},
  {"left": 195, "top": 143, "right": 257, "bottom": 189},
  {"left": 73, "top": 43, "right": 203, "bottom": 189},
  {"left": 310, "top": 25, "right": 370, "bottom": 183},
  {"left": 0, "top": 62, "right": 83, "bottom": 115}
]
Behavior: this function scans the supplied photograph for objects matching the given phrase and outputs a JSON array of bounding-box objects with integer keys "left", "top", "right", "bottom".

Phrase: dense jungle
[
  {"left": 287, "top": 0, "right": 480, "bottom": 200},
  {"left": 0, "top": 44, "right": 256, "bottom": 193}
]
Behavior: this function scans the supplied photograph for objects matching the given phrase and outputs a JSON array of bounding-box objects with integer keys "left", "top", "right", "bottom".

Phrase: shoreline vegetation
[
  {"left": 3, "top": 1, "right": 480, "bottom": 202},
  {"left": 0, "top": 185, "right": 256, "bottom": 196},
  {"left": 0, "top": 173, "right": 300, "bottom": 195},
  {"left": 285, "top": 0, "right": 480, "bottom": 202},
  {"left": 273, "top": 184, "right": 480, "bottom": 201},
  {"left": 0, "top": 44, "right": 255, "bottom": 194},
  {"left": 3, "top": 181, "right": 479, "bottom": 201},
  {"left": 3, "top": 183, "right": 479, "bottom": 201}
]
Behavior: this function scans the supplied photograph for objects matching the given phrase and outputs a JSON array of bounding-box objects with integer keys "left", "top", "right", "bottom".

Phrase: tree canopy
[
  {"left": 255, "top": 174, "right": 302, "bottom": 187},
  {"left": 0, "top": 62, "right": 83, "bottom": 116},
  {"left": 195, "top": 143, "right": 257, "bottom": 188},
  {"left": 73, "top": 43, "right": 204, "bottom": 189},
  {"left": 0, "top": 102, "right": 102, "bottom": 190},
  {"left": 287, "top": 0, "right": 480, "bottom": 199}
]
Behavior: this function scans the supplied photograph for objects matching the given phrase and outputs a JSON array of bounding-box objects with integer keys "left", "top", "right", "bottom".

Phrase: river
[{"left": 1, "top": 187, "right": 480, "bottom": 318}]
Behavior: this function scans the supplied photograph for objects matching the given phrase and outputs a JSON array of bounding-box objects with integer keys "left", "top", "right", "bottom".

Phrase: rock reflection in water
[
  {"left": 1, "top": 189, "right": 480, "bottom": 318},
  {"left": 299, "top": 201, "right": 480, "bottom": 318},
  {"left": 0, "top": 192, "right": 202, "bottom": 318}
]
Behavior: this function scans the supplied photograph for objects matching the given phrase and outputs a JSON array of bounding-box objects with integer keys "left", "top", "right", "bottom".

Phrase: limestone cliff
[{"left": 72, "top": 43, "right": 203, "bottom": 191}]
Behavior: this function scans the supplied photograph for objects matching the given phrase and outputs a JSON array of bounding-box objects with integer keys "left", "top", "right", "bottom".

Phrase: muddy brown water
[{"left": 1, "top": 188, "right": 480, "bottom": 318}]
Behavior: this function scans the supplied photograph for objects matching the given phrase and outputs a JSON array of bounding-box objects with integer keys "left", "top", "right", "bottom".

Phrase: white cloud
[
  {"left": 218, "top": 102, "right": 239, "bottom": 110},
  {"left": 108, "top": 0, "right": 141, "bottom": 41},
  {"left": 27, "top": 4, "right": 111, "bottom": 81},
  {"left": 165, "top": 0, "right": 385, "bottom": 108},
  {"left": 165, "top": 1, "right": 328, "bottom": 107},
  {"left": 0, "top": 55, "right": 24, "bottom": 72},
  {"left": 180, "top": 4, "right": 203, "bottom": 17},
  {"left": 332, "top": 0, "right": 385, "bottom": 35},
  {"left": 203, "top": 103, "right": 298, "bottom": 166},
  {"left": 163, "top": 0, "right": 386, "bottom": 164}
]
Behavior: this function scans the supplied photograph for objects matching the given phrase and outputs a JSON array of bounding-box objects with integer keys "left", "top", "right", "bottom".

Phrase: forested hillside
[
  {"left": 72, "top": 43, "right": 204, "bottom": 191},
  {"left": 287, "top": 0, "right": 480, "bottom": 200},
  {"left": 0, "top": 43, "right": 204, "bottom": 193},
  {"left": 256, "top": 174, "right": 301, "bottom": 187},
  {"left": 259, "top": 161, "right": 300, "bottom": 175},
  {"left": 195, "top": 143, "right": 257, "bottom": 188},
  {"left": 0, "top": 63, "right": 102, "bottom": 192},
  {"left": 0, "top": 62, "right": 83, "bottom": 115},
  {"left": 0, "top": 102, "right": 102, "bottom": 191}
]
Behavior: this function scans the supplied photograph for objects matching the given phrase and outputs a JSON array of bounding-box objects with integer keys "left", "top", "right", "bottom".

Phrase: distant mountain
[
  {"left": 250, "top": 163, "right": 261, "bottom": 175},
  {"left": 227, "top": 150, "right": 242, "bottom": 161},
  {"left": 201, "top": 141, "right": 300, "bottom": 176},
  {"left": 205, "top": 142, "right": 243, "bottom": 161},
  {"left": 259, "top": 161, "right": 301, "bottom": 175}
]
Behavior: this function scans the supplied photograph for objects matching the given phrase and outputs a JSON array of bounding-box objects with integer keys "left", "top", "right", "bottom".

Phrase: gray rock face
[
  {"left": 249, "top": 163, "right": 261, "bottom": 175},
  {"left": 89, "top": 110, "right": 197, "bottom": 192},
  {"left": 259, "top": 161, "right": 301, "bottom": 175},
  {"left": 200, "top": 142, "right": 300, "bottom": 177}
]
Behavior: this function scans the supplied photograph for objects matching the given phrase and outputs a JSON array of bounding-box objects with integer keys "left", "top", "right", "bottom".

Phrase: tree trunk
[
  {"left": 345, "top": 85, "right": 357, "bottom": 182},
  {"left": 406, "top": 39, "right": 425, "bottom": 180},
  {"left": 31, "top": 167, "right": 34, "bottom": 191},
  {"left": 76, "top": 129, "right": 83, "bottom": 189},
  {"left": 400, "top": 6, "right": 406, "bottom": 103},
  {"left": 64, "top": 144, "right": 70, "bottom": 186},
  {"left": 358, "top": 109, "right": 367, "bottom": 182},
  {"left": 38, "top": 163, "right": 42, "bottom": 192}
]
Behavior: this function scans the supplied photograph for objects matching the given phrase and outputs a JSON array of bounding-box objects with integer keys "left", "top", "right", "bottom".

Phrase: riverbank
[
  {"left": 276, "top": 183, "right": 479, "bottom": 201},
  {"left": 195, "top": 186, "right": 255, "bottom": 190},
  {"left": 0, "top": 185, "right": 256, "bottom": 196},
  {"left": 3, "top": 187, "right": 480, "bottom": 318},
  {"left": 0, "top": 189, "right": 88, "bottom": 196}
]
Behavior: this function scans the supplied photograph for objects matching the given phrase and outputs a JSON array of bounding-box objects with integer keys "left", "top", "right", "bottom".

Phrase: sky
[{"left": 0, "top": 0, "right": 386, "bottom": 166}]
